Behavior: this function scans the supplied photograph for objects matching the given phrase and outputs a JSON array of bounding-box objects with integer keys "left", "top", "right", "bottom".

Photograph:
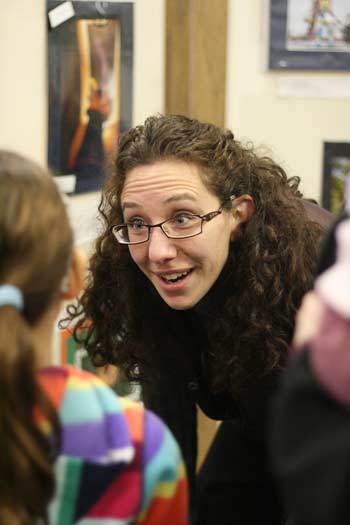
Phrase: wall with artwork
[
  {"left": 1, "top": 1, "right": 350, "bottom": 215},
  {"left": 0, "top": 0, "right": 165, "bottom": 249},
  {"left": 226, "top": 0, "right": 350, "bottom": 203},
  {"left": 0, "top": 0, "right": 165, "bottom": 168},
  {"left": 0, "top": 0, "right": 165, "bottom": 377}
]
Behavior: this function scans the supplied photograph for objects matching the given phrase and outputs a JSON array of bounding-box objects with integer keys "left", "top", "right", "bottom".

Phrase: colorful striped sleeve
[
  {"left": 38, "top": 365, "right": 188, "bottom": 524},
  {"left": 134, "top": 409, "right": 188, "bottom": 525}
]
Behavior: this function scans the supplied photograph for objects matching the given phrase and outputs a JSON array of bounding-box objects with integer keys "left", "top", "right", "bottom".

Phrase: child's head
[
  {"left": 0, "top": 150, "right": 73, "bottom": 321},
  {"left": 0, "top": 150, "right": 73, "bottom": 523}
]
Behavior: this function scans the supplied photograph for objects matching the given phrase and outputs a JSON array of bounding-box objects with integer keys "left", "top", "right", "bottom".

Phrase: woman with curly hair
[{"left": 68, "top": 114, "right": 331, "bottom": 524}]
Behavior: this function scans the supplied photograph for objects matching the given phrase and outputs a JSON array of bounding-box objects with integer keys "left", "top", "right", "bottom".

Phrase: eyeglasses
[{"left": 110, "top": 206, "right": 225, "bottom": 245}]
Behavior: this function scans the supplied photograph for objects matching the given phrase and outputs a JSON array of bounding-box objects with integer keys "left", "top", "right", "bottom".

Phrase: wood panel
[
  {"left": 165, "top": 0, "right": 228, "bottom": 127},
  {"left": 196, "top": 405, "right": 220, "bottom": 472},
  {"left": 189, "top": 0, "right": 228, "bottom": 126},
  {"left": 165, "top": 0, "right": 191, "bottom": 116}
]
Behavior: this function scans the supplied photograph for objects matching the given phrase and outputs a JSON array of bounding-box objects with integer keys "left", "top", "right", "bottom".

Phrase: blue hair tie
[{"left": 0, "top": 285, "right": 24, "bottom": 311}]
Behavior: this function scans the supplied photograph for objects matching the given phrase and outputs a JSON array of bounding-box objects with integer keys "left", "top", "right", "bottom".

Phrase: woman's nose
[{"left": 147, "top": 226, "right": 178, "bottom": 263}]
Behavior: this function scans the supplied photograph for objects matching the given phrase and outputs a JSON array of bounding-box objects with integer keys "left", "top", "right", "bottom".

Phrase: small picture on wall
[
  {"left": 287, "top": 0, "right": 350, "bottom": 52},
  {"left": 322, "top": 142, "right": 350, "bottom": 213},
  {"left": 268, "top": 0, "right": 350, "bottom": 70},
  {"left": 59, "top": 325, "right": 137, "bottom": 398},
  {"left": 47, "top": 1, "right": 133, "bottom": 193},
  {"left": 60, "top": 18, "right": 121, "bottom": 194}
]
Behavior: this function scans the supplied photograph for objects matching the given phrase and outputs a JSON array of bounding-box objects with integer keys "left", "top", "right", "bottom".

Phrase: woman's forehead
[{"left": 121, "top": 161, "right": 213, "bottom": 203}]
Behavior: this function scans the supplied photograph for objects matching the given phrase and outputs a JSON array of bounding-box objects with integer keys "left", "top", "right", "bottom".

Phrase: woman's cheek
[{"left": 128, "top": 245, "right": 145, "bottom": 267}]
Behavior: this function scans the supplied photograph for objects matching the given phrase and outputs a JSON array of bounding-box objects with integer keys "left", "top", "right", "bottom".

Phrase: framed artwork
[
  {"left": 59, "top": 325, "right": 139, "bottom": 398},
  {"left": 47, "top": 1, "right": 133, "bottom": 193},
  {"left": 268, "top": 0, "right": 350, "bottom": 70},
  {"left": 322, "top": 142, "right": 350, "bottom": 213},
  {"left": 59, "top": 325, "right": 94, "bottom": 370}
]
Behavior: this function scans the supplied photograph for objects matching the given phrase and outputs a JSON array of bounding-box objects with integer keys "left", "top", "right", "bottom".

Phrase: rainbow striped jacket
[{"left": 37, "top": 365, "right": 188, "bottom": 524}]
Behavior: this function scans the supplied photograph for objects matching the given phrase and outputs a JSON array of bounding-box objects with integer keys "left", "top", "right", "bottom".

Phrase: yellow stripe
[
  {"left": 177, "top": 463, "right": 186, "bottom": 479},
  {"left": 153, "top": 464, "right": 186, "bottom": 498},
  {"left": 119, "top": 397, "right": 143, "bottom": 411},
  {"left": 154, "top": 480, "right": 177, "bottom": 498},
  {"left": 38, "top": 420, "right": 52, "bottom": 436},
  {"left": 66, "top": 375, "right": 104, "bottom": 390}
]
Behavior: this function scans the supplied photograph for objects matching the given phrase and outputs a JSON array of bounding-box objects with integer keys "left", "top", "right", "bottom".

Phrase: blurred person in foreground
[
  {"left": 0, "top": 150, "right": 188, "bottom": 525},
  {"left": 271, "top": 208, "right": 350, "bottom": 525}
]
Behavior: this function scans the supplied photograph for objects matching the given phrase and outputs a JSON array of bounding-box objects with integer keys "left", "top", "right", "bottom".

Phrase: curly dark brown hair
[{"left": 68, "top": 114, "right": 325, "bottom": 396}]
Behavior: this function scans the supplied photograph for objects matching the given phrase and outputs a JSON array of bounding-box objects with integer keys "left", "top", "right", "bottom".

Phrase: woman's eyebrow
[
  {"left": 122, "top": 193, "right": 197, "bottom": 210},
  {"left": 122, "top": 201, "right": 139, "bottom": 210},
  {"left": 163, "top": 193, "right": 197, "bottom": 204}
]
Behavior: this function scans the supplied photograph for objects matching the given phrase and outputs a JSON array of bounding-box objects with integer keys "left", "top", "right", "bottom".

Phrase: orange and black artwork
[{"left": 48, "top": 1, "right": 133, "bottom": 193}]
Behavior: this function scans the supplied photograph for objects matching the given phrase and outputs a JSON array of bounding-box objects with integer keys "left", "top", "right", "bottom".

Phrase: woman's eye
[
  {"left": 173, "top": 213, "right": 195, "bottom": 226},
  {"left": 129, "top": 218, "right": 145, "bottom": 231}
]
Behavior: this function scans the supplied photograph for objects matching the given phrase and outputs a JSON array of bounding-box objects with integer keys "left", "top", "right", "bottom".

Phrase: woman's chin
[{"left": 156, "top": 288, "right": 204, "bottom": 311}]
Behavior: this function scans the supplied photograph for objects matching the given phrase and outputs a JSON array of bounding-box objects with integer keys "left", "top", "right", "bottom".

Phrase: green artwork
[
  {"left": 60, "top": 329, "right": 138, "bottom": 399},
  {"left": 330, "top": 156, "right": 350, "bottom": 213},
  {"left": 322, "top": 142, "right": 350, "bottom": 213}
]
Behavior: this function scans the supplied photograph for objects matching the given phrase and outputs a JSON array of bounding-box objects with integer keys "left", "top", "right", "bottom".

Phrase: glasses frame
[{"left": 110, "top": 205, "right": 227, "bottom": 245}]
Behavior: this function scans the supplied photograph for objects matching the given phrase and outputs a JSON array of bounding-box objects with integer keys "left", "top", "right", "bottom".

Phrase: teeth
[{"left": 161, "top": 271, "right": 190, "bottom": 281}]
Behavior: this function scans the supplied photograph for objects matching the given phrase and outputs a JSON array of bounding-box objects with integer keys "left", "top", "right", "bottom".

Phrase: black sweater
[{"left": 140, "top": 201, "right": 334, "bottom": 522}]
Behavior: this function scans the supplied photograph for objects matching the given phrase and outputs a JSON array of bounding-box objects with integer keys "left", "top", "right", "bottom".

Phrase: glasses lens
[
  {"left": 113, "top": 224, "right": 148, "bottom": 244},
  {"left": 163, "top": 215, "right": 202, "bottom": 238}
]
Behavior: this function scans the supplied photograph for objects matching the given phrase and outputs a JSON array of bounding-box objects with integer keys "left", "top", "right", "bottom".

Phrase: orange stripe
[
  {"left": 137, "top": 479, "right": 188, "bottom": 525},
  {"left": 122, "top": 404, "right": 144, "bottom": 442}
]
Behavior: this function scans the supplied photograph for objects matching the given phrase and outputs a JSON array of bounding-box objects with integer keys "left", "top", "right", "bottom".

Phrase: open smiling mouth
[{"left": 160, "top": 269, "right": 194, "bottom": 284}]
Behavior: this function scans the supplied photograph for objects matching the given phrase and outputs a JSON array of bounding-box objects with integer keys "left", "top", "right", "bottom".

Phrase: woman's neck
[{"left": 193, "top": 262, "right": 232, "bottom": 319}]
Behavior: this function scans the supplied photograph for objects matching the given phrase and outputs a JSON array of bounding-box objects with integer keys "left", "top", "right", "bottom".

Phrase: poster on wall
[
  {"left": 47, "top": 1, "right": 133, "bottom": 193},
  {"left": 268, "top": 0, "right": 350, "bottom": 70},
  {"left": 59, "top": 324, "right": 139, "bottom": 398},
  {"left": 322, "top": 142, "right": 350, "bottom": 213}
]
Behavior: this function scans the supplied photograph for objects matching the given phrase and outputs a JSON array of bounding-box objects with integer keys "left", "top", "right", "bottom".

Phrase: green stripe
[
  {"left": 79, "top": 517, "right": 127, "bottom": 525},
  {"left": 67, "top": 336, "right": 77, "bottom": 364},
  {"left": 51, "top": 456, "right": 83, "bottom": 525}
]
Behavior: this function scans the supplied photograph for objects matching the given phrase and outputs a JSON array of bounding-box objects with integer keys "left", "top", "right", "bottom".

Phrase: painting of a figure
[
  {"left": 287, "top": 0, "right": 350, "bottom": 52},
  {"left": 322, "top": 143, "right": 350, "bottom": 214},
  {"left": 327, "top": 156, "right": 350, "bottom": 213},
  {"left": 59, "top": 19, "right": 120, "bottom": 193},
  {"left": 48, "top": 2, "right": 133, "bottom": 194}
]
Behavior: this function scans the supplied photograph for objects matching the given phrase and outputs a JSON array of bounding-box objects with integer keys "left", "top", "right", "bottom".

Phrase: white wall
[
  {"left": 0, "top": 1, "right": 47, "bottom": 164},
  {"left": 226, "top": 0, "right": 350, "bottom": 201},
  {"left": 0, "top": 0, "right": 165, "bottom": 165},
  {"left": 2, "top": 0, "right": 349, "bottom": 203}
]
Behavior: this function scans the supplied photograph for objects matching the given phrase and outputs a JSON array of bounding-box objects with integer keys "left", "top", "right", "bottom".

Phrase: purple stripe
[
  {"left": 105, "top": 412, "right": 131, "bottom": 449},
  {"left": 62, "top": 412, "right": 131, "bottom": 459},
  {"left": 142, "top": 411, "right": 165, "bottom": 464}
]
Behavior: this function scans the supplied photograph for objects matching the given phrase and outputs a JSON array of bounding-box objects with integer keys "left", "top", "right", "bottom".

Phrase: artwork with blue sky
[{"left": 287, "top": 0, "right": 350, "bottom": 51}]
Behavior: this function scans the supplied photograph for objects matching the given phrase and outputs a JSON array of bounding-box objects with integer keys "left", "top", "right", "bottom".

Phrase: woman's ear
[
  {"left": 61, "top": 248, "right": 88, "bottom": 300},
  {"left": 232, "top": 194, "right": 255, "bottom": 224},
  {"left": 230, "top": 194, "right": 255, "bottom": 241}
]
